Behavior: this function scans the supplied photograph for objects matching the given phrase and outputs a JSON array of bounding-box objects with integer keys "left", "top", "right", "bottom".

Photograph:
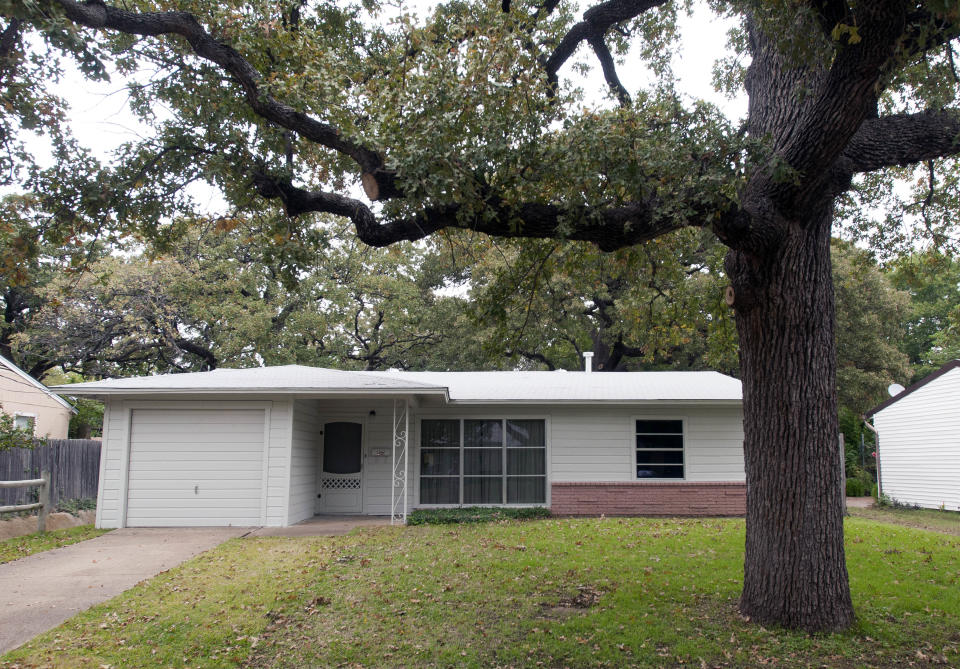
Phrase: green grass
[
  {"left": 3, "top": 517, "right": 959, "bottom": 668},
  {"left": 849, "top": 505, "right": 960, "bottom": 536},
  {"left": 0, "top": 525, "right": 108, "bottom": 565}
]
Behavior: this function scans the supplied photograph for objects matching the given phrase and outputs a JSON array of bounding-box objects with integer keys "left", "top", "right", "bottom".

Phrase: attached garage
[{"left": 125, "top": 408, "right": 267, "bottom": 527}]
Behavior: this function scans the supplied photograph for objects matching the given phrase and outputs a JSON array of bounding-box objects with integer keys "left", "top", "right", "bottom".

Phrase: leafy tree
[
  {"left": 887, "top": 251, "right": 960, "bottom": 379},
  {"left": 8, "top": 0, "right": 960, "bottom": 631},
  {"left": 832, "top": 241, "right": 912, "bottom": 415},
  {"left": 462, "top": 228, "right": 738, "bottom": 373},
  {"left": 16, "top": 216, "right": 472, "bottom": 375}
]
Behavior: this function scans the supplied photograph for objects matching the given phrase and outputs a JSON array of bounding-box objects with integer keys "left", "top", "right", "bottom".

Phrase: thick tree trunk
[{"left": 727, "top": 200, "right": 854, "bottom": 632}]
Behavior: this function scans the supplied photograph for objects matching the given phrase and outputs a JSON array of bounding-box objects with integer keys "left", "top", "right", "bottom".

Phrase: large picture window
[
  {"left": 420, "top": 418, "right": 546, "bottom": 505},
  {"left": 636, "top": 419, "right": 684, "bottom": 479}
]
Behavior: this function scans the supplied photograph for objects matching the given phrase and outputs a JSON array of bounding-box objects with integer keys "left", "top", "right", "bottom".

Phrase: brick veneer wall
[{"left": 551, "top": 481, "right": 746, "bottom": 516}]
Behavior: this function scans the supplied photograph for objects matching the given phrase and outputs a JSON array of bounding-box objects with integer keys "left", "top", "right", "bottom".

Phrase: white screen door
[{"left": 318, "top": 421, "right": 363, "bottom": 513}]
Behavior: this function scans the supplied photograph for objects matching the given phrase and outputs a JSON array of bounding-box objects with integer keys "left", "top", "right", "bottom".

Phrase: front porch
[{"left": 289, "top": 396, "right": 414, "bottom": 526}]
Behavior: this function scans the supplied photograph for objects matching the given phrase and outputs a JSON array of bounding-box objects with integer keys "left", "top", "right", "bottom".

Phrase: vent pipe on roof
[{"left": 583, "top": 351, "right": 594, "bottom": 373}]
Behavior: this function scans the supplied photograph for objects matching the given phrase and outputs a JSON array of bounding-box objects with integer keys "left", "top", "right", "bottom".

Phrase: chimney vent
[{"left": 583, "top": 351, "right": 594, "bottom": 373}]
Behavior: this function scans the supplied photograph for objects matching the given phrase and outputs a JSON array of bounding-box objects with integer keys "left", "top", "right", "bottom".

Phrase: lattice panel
[{"left": 323, "top": 477, "right": 361, "bottom": 490}]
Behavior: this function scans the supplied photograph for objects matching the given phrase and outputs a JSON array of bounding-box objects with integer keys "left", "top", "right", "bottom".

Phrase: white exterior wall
[
  {"left": 289, "top": 400, "right": 322, "bottom": 525},
  {"left": 96, "top": 396, "right": 293, "bottom": 529},
  {"left": 94, "top": 395, "right": 744, "bottom": 528},
  {"left": 873, "top": 367, "right": 960, "bottom": 511}
]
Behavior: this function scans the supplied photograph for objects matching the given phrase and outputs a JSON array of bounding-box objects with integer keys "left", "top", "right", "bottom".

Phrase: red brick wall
[{"left": 550, "top": 481, "right": 746, "bottom": 516}]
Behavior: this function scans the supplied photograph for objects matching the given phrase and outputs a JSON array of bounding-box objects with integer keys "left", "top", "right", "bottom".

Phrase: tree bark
[{"left": 726, "top": 198, "right": 854, "bottom": 632}]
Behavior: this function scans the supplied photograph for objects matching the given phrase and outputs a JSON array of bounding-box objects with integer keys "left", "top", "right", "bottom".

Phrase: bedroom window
[
  {"left": 636, "top": 419, "right": 684, "bottom": 479},
  {"left": 420, "top": 418, "right": 546, "bottom": 505}
]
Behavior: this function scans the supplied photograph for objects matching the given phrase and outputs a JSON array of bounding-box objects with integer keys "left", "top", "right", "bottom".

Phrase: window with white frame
[
  {"left": 635, "top": 419, "right": 684, "bottom": 479},
  {"left": 420, "top": 418, "right": 546, "bottom": 505},
  {"left": 13, "top": 414, "right": 36, "bottom": 434}
]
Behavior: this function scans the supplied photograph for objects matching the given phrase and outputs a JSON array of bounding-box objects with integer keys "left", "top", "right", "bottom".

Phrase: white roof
[
  {"left": 52, "top": 365, "right": 741, "bottom": 404},
  {"left": 0, "top": 354, "right": 76, "bottom": 413},
  {"left": 392, "top": 370, "right": 741, "bottom": 403}
]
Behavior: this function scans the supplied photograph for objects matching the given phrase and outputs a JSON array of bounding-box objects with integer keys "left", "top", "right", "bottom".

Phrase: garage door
[{"left": 126, "top": 409, "right": 266, "bottom": 527}]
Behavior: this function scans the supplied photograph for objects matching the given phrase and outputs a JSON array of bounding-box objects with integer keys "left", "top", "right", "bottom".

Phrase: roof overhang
[{"left": 51, "top": 386, "right": 451, "bottom": 402}]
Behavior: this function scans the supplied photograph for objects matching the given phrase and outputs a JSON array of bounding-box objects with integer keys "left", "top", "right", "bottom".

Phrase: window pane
[
  {"left": 507, "top": 477, "right": 545, "bottom": 504},
  {"left": 506, "top": 420, "right": 545, "bottom": 448},
  {"left": 636, "top": 420, "right": 683, "bottom": 434},
  {"left": 636, "top": 450, "right": 684, "bottom": 465},
  {"left": 421, "top": 477, "right": 459, "bottom": 504},
  {"left": 464, "top": 420, "right": 502, "bottom": 448},
  {"left": 422, "top": 420, "right": 460, "bottom": 448},
  {"left": 636, "top": 464, "right": 684, "bottom": 479},
  {"left": 507, "top": 449, "right": 545, "bottom": 475},
  {"left": 421, "top": 449, "right": 460, "bottom": 475},
  {"left": 636, "top": 434, "right": 684, "bottom": 450},
  {"left": 13, "top": 415, "right": 35, "bottom": 433},
  {"left": 464, "top": 448, "right": 502, "bottom": 476},
  {"left": 463, "top": 477, "right": 502, "bottom": 504},
  {"left": 323, "top": 422, "right": 362, "bottom": 474}
]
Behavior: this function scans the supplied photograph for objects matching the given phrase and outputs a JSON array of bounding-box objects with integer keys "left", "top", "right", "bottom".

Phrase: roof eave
[
  {"left": 865, "top": 359, "right": 960, "bottom": 417},
  {"left": 51, "top": 386, "right": 451, "bottom": 400}
]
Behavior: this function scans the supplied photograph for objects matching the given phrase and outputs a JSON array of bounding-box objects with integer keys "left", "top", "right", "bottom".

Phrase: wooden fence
[
  {"left": 0, "top": 440, "right": 101, "bottom": 509},
  {"left": 0, "top": 472, "right": 50, "bottom": 531}
]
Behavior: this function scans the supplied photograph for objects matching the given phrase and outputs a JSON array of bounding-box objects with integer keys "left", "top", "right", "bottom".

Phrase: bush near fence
[{"left": 0, "top": 439, "right": 101, "bottom": 510}]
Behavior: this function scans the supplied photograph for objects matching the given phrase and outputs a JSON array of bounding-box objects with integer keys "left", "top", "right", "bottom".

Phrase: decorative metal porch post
[{"left": 391, "top": 398, "right": 409, "bottom": 524}]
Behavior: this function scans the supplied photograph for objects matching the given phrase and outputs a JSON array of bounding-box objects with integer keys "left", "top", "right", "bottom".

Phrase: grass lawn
[
  {"left": 848, "top": 505, "right": 960, "bottom": 536},
  {"left": 0, "top": 526, "right": 108, "bottom": 565},
  {"left": 2, "top": 517, "right": 958, "bottom": 668}
]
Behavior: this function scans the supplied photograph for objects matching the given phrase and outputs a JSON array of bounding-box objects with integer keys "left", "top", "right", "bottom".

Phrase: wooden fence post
[{"left": 38, "top": 470, "right": 50, "bottom": 533}]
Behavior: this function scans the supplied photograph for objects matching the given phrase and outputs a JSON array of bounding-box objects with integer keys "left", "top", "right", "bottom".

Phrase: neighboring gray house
[
  {"left": 54, "top": 366, "right": 746, "bottom": 528},
  {"left": 866, "top": 359, "right": 960, "bottom": 511}
]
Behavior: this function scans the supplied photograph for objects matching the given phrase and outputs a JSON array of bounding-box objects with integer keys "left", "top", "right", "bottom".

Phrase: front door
[{"left": 318, "top": 421, "right": 363, "bottom": 513}]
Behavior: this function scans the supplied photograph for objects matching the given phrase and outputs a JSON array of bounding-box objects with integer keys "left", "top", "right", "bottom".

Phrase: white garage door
[{"left": 126, "top": 408, "right": 266, "bottom": 527}]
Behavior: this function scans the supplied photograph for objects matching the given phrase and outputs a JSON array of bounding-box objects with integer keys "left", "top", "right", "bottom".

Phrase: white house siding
[
  {"left": 288, "top": 400, "right": 321, "bottom": 524},
  {"left": 874, "top": 367, "right": 960, "bottom": 511},
  {"left": 407, "top": 403, "right": 743, "bottom": 509},
  {"left": 550, "top": 404, "right": 744, "bottom": 482},
  {"left": 302, "top": 398, "right": 415, "bottom": 516}
]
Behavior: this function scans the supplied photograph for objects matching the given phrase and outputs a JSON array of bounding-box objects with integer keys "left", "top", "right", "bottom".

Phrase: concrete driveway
[{"left": 0, "top": 527, "right": 249, "bottom": 656}]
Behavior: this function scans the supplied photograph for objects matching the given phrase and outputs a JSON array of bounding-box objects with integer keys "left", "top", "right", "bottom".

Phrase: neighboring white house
[
  {"left": 53, "top": 365, "right": 746, "bottom": 528},
  {"left": 866, "top": 359, "right": 960, "bottom": 512},
  {"left": 0, "top": 354, "right": 75, "bottom": 439}
]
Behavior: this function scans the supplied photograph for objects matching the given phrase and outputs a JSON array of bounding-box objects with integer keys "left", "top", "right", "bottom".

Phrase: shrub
[
  {"left": 57, "top": 498, "right": 97, "bottom": 516},
  {"left": 871, "top": 483, "right": 879, "bottom": 500},
  {"left": 846, "top": 478, "right": 866, "bottom": 497},
  {"left": 407, "top": 506, "right": 550, "bottom": 526}
]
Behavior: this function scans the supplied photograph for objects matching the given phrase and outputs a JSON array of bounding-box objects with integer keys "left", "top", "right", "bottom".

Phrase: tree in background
[
  {"left": 461, "top": 228, "right": 737, "bottom": 373},
  {"left": 6, "top": 0, "right": 960, "bottom": 631},
  {"left": 15, "top": 215, "right": 473, "bottom": 375},
  {"left": 887, "top": 251, "right": 960, "bottom": 380},
  {"left": 832, "top": 241, "right": 912, "bottom": 416}
]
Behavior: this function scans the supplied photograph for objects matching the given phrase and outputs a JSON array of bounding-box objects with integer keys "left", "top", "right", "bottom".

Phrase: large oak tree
[{"left": 6, "top": 0, "right": 960, "bottom": 631}]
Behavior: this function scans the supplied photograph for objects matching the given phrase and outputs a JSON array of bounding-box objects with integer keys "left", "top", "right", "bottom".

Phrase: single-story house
[
  {"left": 0, "top": 354, "right": 75, "bottom": 439},
  {"left": 866, "top": 359, "right": 960, "bottom": 511},
  {"left": 53, "top": 365, "right": 746, "bottom": 528}
]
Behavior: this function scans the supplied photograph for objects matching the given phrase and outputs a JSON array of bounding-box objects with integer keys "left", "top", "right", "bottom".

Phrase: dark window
[
  {"left": 636, "top": 419, "right": 684, "bottom": 479},
  {"left": 323, "top": 422, "right": 363, "bottom": 474},
  {"left": 420, "top": 418, "right": 546, "bottom": 505}
]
